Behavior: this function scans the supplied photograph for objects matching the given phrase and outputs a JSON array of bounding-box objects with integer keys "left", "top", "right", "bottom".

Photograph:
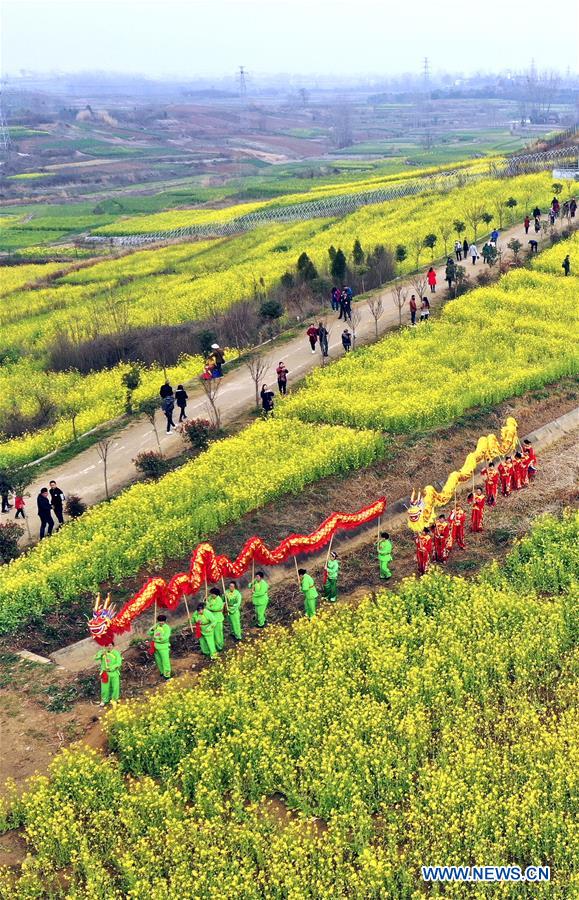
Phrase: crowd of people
[
  {"left": 2, "top": 479, "right": 67, "bottom": 540},
  {"left": 414, "top": 439, "right": 538, "bottom": 576}
]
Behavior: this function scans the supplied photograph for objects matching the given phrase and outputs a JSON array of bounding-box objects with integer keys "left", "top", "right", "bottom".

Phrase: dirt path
[{"left": 16, "top": 215, "right": 563, "bottom": 542}]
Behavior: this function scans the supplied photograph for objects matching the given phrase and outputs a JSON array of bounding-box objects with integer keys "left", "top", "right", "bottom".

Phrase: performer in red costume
[
  {"left": 511, "top": 452, "right": 525, "bottom": 490},
  {"left": 433, "top": 514, "right": 451, "bottom": 563},
  {"left": 498, "top": 456, "right": 512, "bottom": 496},
  {"left": 415, "top": 528, "right": 433, "bottom": 575},
  {"left": 448, "top": 503, "right": 467, "bottom": 550},
  {"left": 480, "top": 461, "right": 500, "bottom": 506},
  {"left": 467, "top": 488, "right": 486, "bottom": 532},
  {"left": 522, "top": 439, "right": 537, "bottom": 480}
]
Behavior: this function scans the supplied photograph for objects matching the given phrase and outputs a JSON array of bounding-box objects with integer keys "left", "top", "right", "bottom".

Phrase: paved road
[{"left": 12, "top": 216, "right": 553, "bottom": 544}]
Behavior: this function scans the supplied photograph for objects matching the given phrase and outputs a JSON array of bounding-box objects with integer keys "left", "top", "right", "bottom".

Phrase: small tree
[
  {"left": 121, "top": 363, "right": 142, "bottom": 415},
  {"left": 139, "top": 398, "right": 163, "bottom": 454},
  {"left": 327, "top": 245, "right": 337, "bottom": 263},
  {"left": 463, "top": 201, "right": 487, "bottom": 241},
  {"left": 454, "top": 265, "right": 470, "bottom": 297},
  {"left": 366, "top": 296, "right": 384, "bottom": 339},
  {"left": 551, "top": 182, "right": 563, "bottom": 197},
  {"left": 505, "top": 197, "right": 518, "bottom": 224},
  {"left": 439, "top": 223, "right": 452, "bottom": 256},
  {"left": 410, "top": 236, "right": 424, "bottom": 269},
  {"left": 507, "top": 238, "right": 523, "bottom": 260},
  {"left": 245, "top": 353, "right": 269, "bottom": 409},
  {"left": 0, "top": 522, "right": 24, "bottom": 564},
  {"left": 65, "top": 494, "right": 87, "bottom": 519},
  {"left": 492, "top": 198, "right": 507, "bottom": 228},
  {"left": 181, "top": 418, "right": 214, "bottom": 451},
  {"left": 297, "top": 252, "right": 318, "bottom": 281},
  {"left": 60, "top": 398, "right": 82, "bottom": 442},
  {"left": 350, "top": 308, "right": 362, "bottom": 351},
  {"left": 96, "top": 439, "right": 113, "bottom": 502},
  {"left": 352, "top": 239, "right": 365, "bottom": 266},
  {"left": 133, "top": 450, "right": 171, "bottom": 480},
  {"left": 423, "top": 233, "right": 437, "bottom": 260},
  {"left": 481, "top": 212, "right": 494, "bottom": 231},
  {"left": 330, "top": 248, "right": 347, "bottom": 282},
  {"left": 201, "top": 377, "right": 222, "bottom": 429},
  {"left": 410, "top": 273, "right": 428, "bottom": 302},
  {"left": 259, "top": 298, "right": 283, "bottom": 320},
  {"left": 453, "top": 220, "right": 466, "bottom": 239},
  {"left": 395, "top": 244, "right": 407, "bottom": 267},
  {"left": 391, "top": 283, "right": 408, "bottom": 327}
]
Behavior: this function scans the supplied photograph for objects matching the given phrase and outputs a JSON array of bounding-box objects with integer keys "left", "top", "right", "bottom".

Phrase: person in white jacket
[{"left": 469, "top": 243, "right": 479, "bottom": 265}]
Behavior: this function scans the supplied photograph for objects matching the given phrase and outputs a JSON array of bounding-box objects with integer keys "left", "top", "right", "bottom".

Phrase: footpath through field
[{"left": 16, "top": 216, "right": 547, "bottom": 540}]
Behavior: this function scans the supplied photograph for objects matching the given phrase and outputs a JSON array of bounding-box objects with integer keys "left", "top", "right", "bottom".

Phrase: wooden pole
[
  {"left": 221, "top": 576, "right": 229, "bottom": 614},
  {"left": 376, "top": 515, "right": 382, "bottom": 546},
  {"left": 204, "top": 577, "right": 208, "bottom": 601},
  {"left": 325, "top": 534, "right": 335, "bottom": 567},
  {"left": 293, "top": 556, "right": 301, "bottom": 586},
  {"left": 183, "top": 594, "right": 194, "bottom": 634}
]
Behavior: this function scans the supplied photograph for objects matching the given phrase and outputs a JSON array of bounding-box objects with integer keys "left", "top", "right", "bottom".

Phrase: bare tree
[
  {"left": 201, "top": 378, "right": 222, "bottom": 429},
  {"left": 350, "top": 308, "right": 362, "bottom": 350},
  {"left": 391, "top": 283, "right": 408, "bottom": 328},
  {"left": 60, "top": 398, "right": 82, "bottom": 442},
  {"left": 463, "top": 201, "right": 487, "bottom": 242},
  {"left": 96, "top": 439, "right": 113, "bottom": 502},
  {"left": 410, "top": 236, "right": 424, "bottom": 269},
  {"left": 138, "top": 399, "right": 163, "bottom": 454},
  {"left": 366, "top": 295, "right": 384, "bottom": 339},
  {"left": 410, "top": 274, "right": 428, "bottom": 302},
  {"left": 439, "top": 223, "right": 452, "bottom": 257},
  {"left": 244, "top": 353, "right": 269, "bottom": 409}
]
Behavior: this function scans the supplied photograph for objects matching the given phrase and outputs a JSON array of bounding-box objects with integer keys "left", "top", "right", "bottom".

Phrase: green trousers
[
  {"left": 254, "top": 600, "right": 268, "bottom": 627},
  {"left": 304, "top": 594, "right": 317, "bottom": 618},
  {"left": 379, "top": 558, "right": 392, "bottom": 579},
  {"left": 229, "top": 610, "right": 242, "bottom": 639},
  {"left": 154, "top": 643, "right": 171, "bottom": 678},
  {"left": 213, "top": 619, "right": 224, "bottom": 651},
  {"left": 101, "top": 671, "right": 120, "bottom": 704},
  {"left": 324, "top": 578, "right": 338, "bottom": 602},
  {"left": 200, "top": 632, "right": 217, "bottom": 658}
]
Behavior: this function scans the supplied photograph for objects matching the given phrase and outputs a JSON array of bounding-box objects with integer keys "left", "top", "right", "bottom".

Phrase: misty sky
[{"left": 2, "top": 0, "right": 578, "bottom": 79}]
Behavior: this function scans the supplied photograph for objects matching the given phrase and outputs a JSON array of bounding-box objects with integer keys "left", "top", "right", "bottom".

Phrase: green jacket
[
  {"left": 95, "top": 647, "right": 122, "bottom": 673},
  {"left": 225, "top": 588, "right": 242, "bottom": 614},
  {"left": 301, "top": 573, "right": 318, "bottom": 600},
  {"left": 194, "top": 608, "right": 216, "bottom": 637},
  {"left": 206, "top": 594, "right": 225, "bottom": 622},
  {"left": 326, "top": 559, "right": 339, "bottom": 580},
  {"left": 250, "top": 579, "right": 269, "bottom": 605},
  {"left": 148, "top": 622, "right": 171, "bottom": 646},
  {"left": 378, "top": 539, "right": 393, "bottom": 560}
]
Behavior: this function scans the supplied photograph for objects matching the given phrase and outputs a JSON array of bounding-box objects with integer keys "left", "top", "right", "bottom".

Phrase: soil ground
[{"left": 0, "top": 385, "right": 576, "bottom": 808}]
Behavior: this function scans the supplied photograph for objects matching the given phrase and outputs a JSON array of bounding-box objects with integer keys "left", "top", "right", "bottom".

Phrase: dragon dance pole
[
  {"left": 221, "top": 576, "right": 229, "bottom": 614},
  {"left": 183, "top": 594, "right": 194, "bottom": 635},
  {"left": 293, "top": 556, "right": 301, "bottom": 586}
]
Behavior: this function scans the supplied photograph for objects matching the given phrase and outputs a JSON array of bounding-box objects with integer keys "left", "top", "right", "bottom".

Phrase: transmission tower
[
  {"left": 422, "top": 57, "right": 431, "bottom": 94},
  {"left": 0, "top": 92, "right": 12, "bottom": 157},
  {"left": 420, "top": 58, "right": 433, "bottom": 149},
  {"left": 238, "top": 65, "right": 247, "bottom": 99}
]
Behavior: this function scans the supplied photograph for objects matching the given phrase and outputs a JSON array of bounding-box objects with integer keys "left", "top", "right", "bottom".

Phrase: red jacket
[{"left": 427, "top": 270, "right": 437, "bottom": 286}]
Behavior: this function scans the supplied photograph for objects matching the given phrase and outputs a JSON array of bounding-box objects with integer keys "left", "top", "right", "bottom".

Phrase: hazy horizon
[{"left": 2, "top": 0, "right": 578, "bottom": 81}]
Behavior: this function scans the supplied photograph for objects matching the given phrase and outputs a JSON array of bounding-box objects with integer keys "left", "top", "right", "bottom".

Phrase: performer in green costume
[
  {"left": 95, "top": 643, "right": 122, "bottom": 706},
  {"left": 194, "top": 602, "right": 217, "bottom": 658},
  {"left": 225, "top": 581, "right": 243, "bottom": 640},
  {"left": 298, "top": 568, "right": 318, "bottom": 618},
  {"left": 148, "top": 614, "right": 172, "bottom": 678},
  {"left": 377, "top": 531, "right": 393, "bottom": 579},
  {"left": 206, "top": 588, "right": 225, "bottom": 651},
  {"left": 249, "top": 571, "right": 269, "bottom": 627},
  {"left": 324, "top": 551, "right": 340, "bottom": 602}
]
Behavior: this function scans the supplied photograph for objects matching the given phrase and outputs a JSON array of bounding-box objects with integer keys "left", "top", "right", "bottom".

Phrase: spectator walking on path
[
  {"left": 14, "top": 494, "right": 25, "bottom": 519},
  {"left": 469, "top": 243, "right": 479, "bottom": 265},
  {"left": 524, "top": 215, "right": 530, "bottom": 234},
  {"left": 420, "top": 296, "right": 430, "bottom": 322},
  {"left": 49, "top": 480, "right": 65, "bottom": 528},
  {"left": 161, "top": 392, "right": 176, "bottom": 433},
  {"left": 528, "top": 239, "right": 538, "bottom": 254},
  {"left": 175, "top": 384, "right": 188, "bottom": 422},
  {"left": 306, "top": 323, "right": 318, "bottom": 353},
  {"left": 534, "top": 216, "right": 541, "bottom": 234},
  {"left": 532, "top": 206, "right": 541, "bottom": 219},
  {"left": 340, "top": 289, "right": 352, "bottom": 322},
  {"left": 427, "top": 266, "right": 437, "bottom": 293},
  {"left": 462, "top": 238, "right": 469, "bottom": 260},
  {"left": 276, "top": 362, "right": 289, "bottom": 395},
  {"left": 491, "top": 228, "right": 499, "bottom": 245},
  {"left": 409, "top": 294, "right": 417, "bottom": 326},
  {"left": 445, "top": 258, "right": 456, "bottom": 292},
  {"left": 317, "top": 321, "right": 329, "bottom": 357},
  {"left": 331, "top": 286, "right": 341, "bottom": 311},
  {"left": 454, "top": 240, "right": 462, "bottom": 261},
  {"left": 0, "top": 471, "right": 12, "bottom": 513},
  {"left": 260, "top": 384, "right": 275, "bottom": 417},
  {"left": 570, "top": 198, "right": 577, "bottom": 218},
  {"left": 341, "top": 328, "right": 352, "bottom": 352},
  {"left": 37, "top": 488, "right": 54, "bottom": 539},
  {"left": 210, "top": 344, "right": 225, "bottom": 377},
  {"left": 159, "top": 380, "right": 173, "bottom": 399},
  {"left": 562, "top": 254, "right": 571, "bottom": 276}
]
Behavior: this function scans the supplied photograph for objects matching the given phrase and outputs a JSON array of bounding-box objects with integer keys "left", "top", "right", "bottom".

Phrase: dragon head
[
  {"left": 88, "top": 592, "right": 117, "bottom": 644},
  {"left": 408, "top": 490, "right": 424, "bottom": 525}
]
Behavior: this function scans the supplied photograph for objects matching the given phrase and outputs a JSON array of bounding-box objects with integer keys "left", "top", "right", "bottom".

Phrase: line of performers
[{"left": 414, "top": 439, "right": 537, "bottom": 575}]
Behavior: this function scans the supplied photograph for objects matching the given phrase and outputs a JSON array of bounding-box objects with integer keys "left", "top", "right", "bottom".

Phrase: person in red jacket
[
  {"left": 449, "top": 503, "right": 467, "bottom": 550},
  {"left": 481, "top": 461, "right": 499, "bottom": 506},
  {"left": 467, "top": 488, "right": 486, "bottom": 532},
  {"left": 409, "top": 294, "right": 417, "bottom": 326},
  {"left": 498, "top": 457, "right": 512, "bottom": 496},
  {"left": 427, "top": 266, "right": 437, "bottom": 293},
  {"left": 433, "top": 514, "right": 451, "bottom": 563},
  {"left": 415, "top": 528, "right": 433, "bottom": 576},
  {"left": 523, "top": 439, "right": 537, "bottom": 479},
  {"left": 306, "top": 324, "right": 318, "bottom": 353},
  {"left": 511, "top": 452, "right": 524, "bottom": 491}
]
